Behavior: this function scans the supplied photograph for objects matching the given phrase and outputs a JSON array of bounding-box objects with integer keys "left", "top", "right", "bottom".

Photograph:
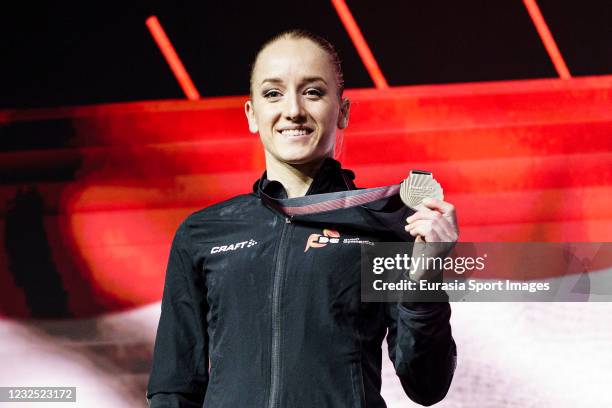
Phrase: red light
[
  {"left": 330, "top": 0, "right": 389, "bottom": 89},
  {"left": 522, "top": 0, "right": 572, "bottom": 79},
  {"left": 145, "top": 15, "right": 201, "bottom": 100}
]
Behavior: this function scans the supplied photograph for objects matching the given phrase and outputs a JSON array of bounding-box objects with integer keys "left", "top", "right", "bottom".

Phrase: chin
[{"left": 275, "top": 149, "right": 326, "bottom": 165}]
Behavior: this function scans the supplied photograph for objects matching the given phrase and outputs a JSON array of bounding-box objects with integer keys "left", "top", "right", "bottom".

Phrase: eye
[
  {"left": 305, "top": 88, "right": 324, "bottom": 97},
  {"left": 263, "top": 89, "right": 282, "bottom": 99}
]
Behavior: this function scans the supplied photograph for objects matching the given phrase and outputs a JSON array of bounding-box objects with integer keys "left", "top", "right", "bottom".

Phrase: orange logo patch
[{"left": 304, "top": 229, "right": 340, "bottom": 252}]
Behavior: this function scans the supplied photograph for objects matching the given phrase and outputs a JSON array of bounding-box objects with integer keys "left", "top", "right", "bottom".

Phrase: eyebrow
[{"left": 260, "top": 76, "right": 328, "bottom": 86}]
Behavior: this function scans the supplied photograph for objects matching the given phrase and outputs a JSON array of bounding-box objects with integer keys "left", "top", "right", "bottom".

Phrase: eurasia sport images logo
[{"left": 304, "top": 229, "right": 341, "bottom": 252}]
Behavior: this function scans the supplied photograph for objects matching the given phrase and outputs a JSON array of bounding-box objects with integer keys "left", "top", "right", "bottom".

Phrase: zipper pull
[{"left": 285, "top": 217, "right": 292, "bottom": 224}]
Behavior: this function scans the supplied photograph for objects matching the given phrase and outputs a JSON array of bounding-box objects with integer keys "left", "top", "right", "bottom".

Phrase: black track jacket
[{"left": 147, "top": 158, "right": 456, "bottom": 407}]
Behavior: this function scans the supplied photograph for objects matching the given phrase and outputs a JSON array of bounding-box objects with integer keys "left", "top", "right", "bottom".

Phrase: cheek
[
  {"left": 256, "top": 109, "right": 280, "bottom": 132},
  {"left": 257, "top": 114, "right": 277, "bottom": 148},
  {"left": 312, "top": 104, "right": 340, "bottom": 131},
  {"left": 250, "top": 98, "right": 274, "bottom": 122}
]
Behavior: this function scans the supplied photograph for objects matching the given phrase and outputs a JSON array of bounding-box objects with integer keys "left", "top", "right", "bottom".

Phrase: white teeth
[{"left": 280, "top": 129, "right": 310, "bottom": 136}]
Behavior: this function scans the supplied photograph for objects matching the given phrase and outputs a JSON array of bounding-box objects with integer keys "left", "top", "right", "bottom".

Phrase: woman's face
[{"left": 245, "top": 38, "right": 349, "bottom": 166}]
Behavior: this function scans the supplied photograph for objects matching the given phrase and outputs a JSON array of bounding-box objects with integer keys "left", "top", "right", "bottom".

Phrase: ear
[
  {"left": 244, "top": 100, "right": 259, "bottom": 133},
  {"left": 337, "top": 97, "right": 350, "bottom": 129}
]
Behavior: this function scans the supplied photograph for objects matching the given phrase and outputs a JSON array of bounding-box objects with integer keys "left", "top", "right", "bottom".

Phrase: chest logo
[
  {"left": 211, "top": 239, "right": 258, "bottom": 254},
  {"left": 304, "top": 229, "right": 341, "bottom": 252},
  {"left": 304, "top": 229, "right": 375, "bottom": 252}
]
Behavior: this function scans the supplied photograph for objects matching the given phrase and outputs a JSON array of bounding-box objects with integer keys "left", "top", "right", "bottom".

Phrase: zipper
[{"left": 268, "top": 216, "right": 292, "bottom": 408}]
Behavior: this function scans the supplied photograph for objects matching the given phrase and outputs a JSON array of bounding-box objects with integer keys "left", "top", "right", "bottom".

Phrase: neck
[{"left": 264, "top": 154, "right": 329, "bottom": 198}]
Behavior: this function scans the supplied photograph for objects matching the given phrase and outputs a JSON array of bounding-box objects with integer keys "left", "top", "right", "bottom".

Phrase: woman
[{"left": 147, "top": 29, "right": 458, "bottom": 408}]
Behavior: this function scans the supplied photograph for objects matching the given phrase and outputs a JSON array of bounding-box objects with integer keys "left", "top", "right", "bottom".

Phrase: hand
[
  {"left": 404, "top": 197, "right": 459, "bottom": 284},
  {"left": 405, "top": 197, "right": 459, "bottom": 244}
]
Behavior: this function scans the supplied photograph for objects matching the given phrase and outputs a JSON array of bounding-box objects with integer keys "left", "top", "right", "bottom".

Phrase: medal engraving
[{"left": 400, "top": 170, "right": 444, "bottom": 210}]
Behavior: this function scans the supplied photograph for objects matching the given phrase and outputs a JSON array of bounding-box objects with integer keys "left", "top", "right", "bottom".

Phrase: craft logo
[
  {"left": 211, "top": 239, "right": 258, "bottom": 254},
  {"left": 304, "top": 229, "right": 374, "bottom": 252}
]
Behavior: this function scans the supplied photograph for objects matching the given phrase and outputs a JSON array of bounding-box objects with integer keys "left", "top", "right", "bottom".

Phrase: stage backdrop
[{"left": 1, "top": 75, "right": 611, "bottom": 407}]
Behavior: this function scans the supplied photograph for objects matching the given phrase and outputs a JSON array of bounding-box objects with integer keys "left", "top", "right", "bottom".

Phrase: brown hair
[{"left": 249, "top": 29, "right": 345, "bottom": 99}]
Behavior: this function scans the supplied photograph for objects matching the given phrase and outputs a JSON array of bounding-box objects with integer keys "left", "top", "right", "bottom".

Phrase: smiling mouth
[{"left": 277, "top": 127, "right": 314, "bottom": 137}]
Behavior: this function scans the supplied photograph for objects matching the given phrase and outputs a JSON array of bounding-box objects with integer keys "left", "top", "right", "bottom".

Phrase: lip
[
  {"left": 276, "top": 125, "right": 314, "bottom": 132},
  {"left": 275, "top": 126, "right": 314, "bottom": 138}
]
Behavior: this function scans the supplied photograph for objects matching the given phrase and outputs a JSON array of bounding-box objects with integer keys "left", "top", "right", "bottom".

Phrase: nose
[{"left": 283, "top": 91, "right": 306, "bottom": 121}]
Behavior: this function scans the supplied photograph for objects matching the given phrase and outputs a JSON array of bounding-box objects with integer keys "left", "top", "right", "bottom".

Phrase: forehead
[{"left": 253, "top": 38, "right": 335, "bottom": 85}]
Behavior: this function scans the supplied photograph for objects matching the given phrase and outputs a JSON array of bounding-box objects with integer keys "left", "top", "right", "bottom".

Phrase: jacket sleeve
[
  {"left": 385, "top": 301, "right": 457, "bottom": 406},
  {"left": 146, "top": 223, "right": 209, "bottom": 407}
]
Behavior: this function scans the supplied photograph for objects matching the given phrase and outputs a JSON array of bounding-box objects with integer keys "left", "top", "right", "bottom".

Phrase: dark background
[{"left": 1, "top": 0, "right": 610, "bottom": 109}]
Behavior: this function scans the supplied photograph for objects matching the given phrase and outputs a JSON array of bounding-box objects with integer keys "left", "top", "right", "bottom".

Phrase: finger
[
  {"left": 406, "top": 220, "right": 453, "bottom": 242},
  {"left": 422, "top": 198, "right": 455, "bottom": 215},
  {"left": 406, "top": 207, "right": 438, "bottom": 223},
  {"left": 406, "top": 223, "right": 441, "bottom": 241},
  {"left": 407, "top": 224, "right": 428, "bottom": 238},
  {"left": 406, "top": 216, "right": 457, "bottom": 243},
  {"left": 421, "top": 199, "right": 459, "bottom": 237},
  {"left": 405, "top": 219, "right": 431, "bottom": 232},
  {"left": 407, "top": 211, "right": 453, "bottom": 236}
]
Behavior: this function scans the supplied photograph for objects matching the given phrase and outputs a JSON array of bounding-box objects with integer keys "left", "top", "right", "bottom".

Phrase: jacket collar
[{"left": 253, "top": 158, "right": 356, "bottom": 199}]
